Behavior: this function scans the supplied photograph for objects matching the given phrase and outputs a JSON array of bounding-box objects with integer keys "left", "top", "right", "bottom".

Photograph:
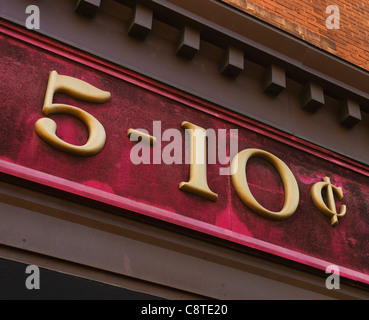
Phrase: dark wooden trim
[
  {"left": 301, "top": 82, "right": 325, "bottom": 113},
  {"left": 175, "top": 25, "right": 200, "bottom": 60},
  {"left": 0, "top": 181, "right": 368, "bottom": 299},
  {"left": 262, "top": 64, "right": 286, "bottom": 96},
  {"left": 75, "top": 0, "right": 101, "bottom": 18},
  {"left": 115, "top": 0, "right": 369, "bottom": 110},
  {"left": 220, "top": 45, "right": 244, "bottom": 79},
  {"left": 339, "top": 98, "right": 362, "bottom": 128},
  {"left": 127, "top": 3, "right": 153, "bottom": 40}
]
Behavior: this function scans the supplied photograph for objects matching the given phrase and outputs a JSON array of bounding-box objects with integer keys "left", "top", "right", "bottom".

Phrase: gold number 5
[{"left": 35, "top": 70, "right": 111, "bottom": 156}]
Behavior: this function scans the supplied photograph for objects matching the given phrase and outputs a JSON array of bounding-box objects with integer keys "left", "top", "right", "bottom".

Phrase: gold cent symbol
[{"left": 311, "top": 176, "right": 346, "bottom": 226}]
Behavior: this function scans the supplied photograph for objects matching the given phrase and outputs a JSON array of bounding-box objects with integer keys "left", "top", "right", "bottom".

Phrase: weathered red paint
[{"left": 1, "top": 19, "right": 369, "bottom": 285}]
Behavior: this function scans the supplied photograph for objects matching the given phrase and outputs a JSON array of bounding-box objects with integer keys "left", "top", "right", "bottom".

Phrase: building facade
[{"left": 1, "top": 0, "right": 369, "bottom": 300}]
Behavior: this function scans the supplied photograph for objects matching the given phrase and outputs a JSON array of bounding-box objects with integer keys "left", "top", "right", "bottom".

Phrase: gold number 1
[
  {"left": 35, "top": 70, "right": 111, "bottom": 156},
  {"left": 179, "top": 121, "right": 218, "bottom": 202}
]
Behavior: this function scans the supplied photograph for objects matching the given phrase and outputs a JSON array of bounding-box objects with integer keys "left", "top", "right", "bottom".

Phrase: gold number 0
[
  {"left": 35, "top": 70, "right": 111, "bottom": 156},
  {"left": 231, "top": 148, "right": 300, "bottom": 220}
]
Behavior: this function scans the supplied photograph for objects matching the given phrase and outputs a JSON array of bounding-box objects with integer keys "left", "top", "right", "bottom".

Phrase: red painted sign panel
[{"left": 1, "top": 21, "right": 369, "bottom": 285}]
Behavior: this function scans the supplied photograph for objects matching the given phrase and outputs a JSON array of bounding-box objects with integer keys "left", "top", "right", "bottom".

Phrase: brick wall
[{"left": 222, "top": 0, "right": 369, "bottom": 71}]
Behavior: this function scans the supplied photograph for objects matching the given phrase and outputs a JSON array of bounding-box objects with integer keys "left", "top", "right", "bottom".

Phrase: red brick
[{"left": 222, "top": 0, "right": 369, "bottom": 70}]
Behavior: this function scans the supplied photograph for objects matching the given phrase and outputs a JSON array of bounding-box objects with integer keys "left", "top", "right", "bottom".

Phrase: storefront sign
[
  {"left": 33, "top": 70, "right": 347, "bottom": 228},
  {"left": 1, "top": 28, "right": 369, "bottom": 285}
]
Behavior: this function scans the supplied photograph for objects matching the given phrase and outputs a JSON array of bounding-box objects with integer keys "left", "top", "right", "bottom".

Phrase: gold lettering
[
  {"left": 127, "top": 128, "right": 156, "bottom": 146},
  {"left": 311, "top": 177, "right": 346, "bottom": 226},
  {"left": 35, "top": 70, "right": 110, "bottom": 156},
  {"left": 179, "top": 121, "right": 218, "bottom": 202},
  {"left": 231, "top": 148, "right": 299, "bottom": 220}
]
